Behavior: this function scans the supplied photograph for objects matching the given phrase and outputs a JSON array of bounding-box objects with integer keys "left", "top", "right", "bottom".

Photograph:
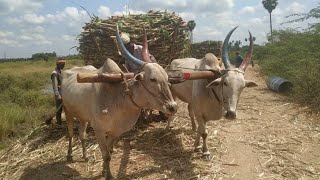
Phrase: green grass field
[{"left": 0, "top": 59, "right": 84, "bottom": 148}]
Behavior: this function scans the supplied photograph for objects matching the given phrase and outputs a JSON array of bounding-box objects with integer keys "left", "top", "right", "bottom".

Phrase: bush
[{"left": 258, "top": 28, "right": 320, "bottom": 110}]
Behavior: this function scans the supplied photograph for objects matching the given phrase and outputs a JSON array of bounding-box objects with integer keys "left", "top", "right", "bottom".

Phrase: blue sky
[{"left": 0, "top": 0, "right": 318, "bottom": 58}]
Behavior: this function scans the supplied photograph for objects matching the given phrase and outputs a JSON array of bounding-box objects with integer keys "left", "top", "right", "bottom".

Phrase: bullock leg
[
  {"left": 65, "top": 110, "right": 74, "bottom": 162},
  {"left": 79, "top": 121, "right": 89, "bottom": 161},
  {"left": 198, "top": 120, "right": 210, "bottom": 159},
  {"left": 104, "top": 136, "right": 115, "bottom": 180},
  {"left": 194, "top": 117, "right": 210, "bottom": 159},
  {"left": 193, "top": 113, "right": 203, "bottom": 152},
  {"left": 95, "top": 129, "right": 114, "bottom": 180},
  {"left": 194, "top": 129, "right": 202, "bottom": 152},
  {"left": 188, "top": 104, "right": 197, "bottom": 131}
]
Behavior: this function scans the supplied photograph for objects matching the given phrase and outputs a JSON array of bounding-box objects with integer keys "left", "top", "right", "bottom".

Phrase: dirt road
[{"left": 1, "top": 66, "right": 320, "bottom": 180}]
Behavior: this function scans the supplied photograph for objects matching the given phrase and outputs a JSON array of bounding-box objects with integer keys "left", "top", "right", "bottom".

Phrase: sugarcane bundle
[
  {"left": 78, "top": 10, "right": 191, "bottom": 68},
  {"left": 191, "top": 40, "right": 223, "bottom": 59}
]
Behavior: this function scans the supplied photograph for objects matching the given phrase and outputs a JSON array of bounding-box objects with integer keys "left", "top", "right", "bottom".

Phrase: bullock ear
[
  {"left": 206, "top": 78, "right": 221, "bottom": 88},
  {"left": 134, "top": 72, "right": 144, "bottom": 81},
  {"left": 245, "top": 80, "right": 258, "bottom": 87}
]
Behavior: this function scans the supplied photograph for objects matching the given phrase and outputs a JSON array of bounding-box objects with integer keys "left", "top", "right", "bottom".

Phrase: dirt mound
[{"left": 1, "top": 66, "right": 320, "bottom": 180}]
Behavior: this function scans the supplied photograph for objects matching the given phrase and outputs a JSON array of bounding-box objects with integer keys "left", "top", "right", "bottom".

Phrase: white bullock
[
  {"left": 62, "top": 25, "right": 177, "bottom": 180},
  {"left": 169, "top": 27, "right": 258, "bottom": 158}
]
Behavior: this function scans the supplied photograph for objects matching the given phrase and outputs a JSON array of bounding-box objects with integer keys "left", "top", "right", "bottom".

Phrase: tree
[
  {"left": 283, "top": 2, "right": 320, "bottom": 31},
  {"left": 234, "top": 40, "right": 242, "bottom": 49},
  {"left": 262, "top": 0, "right": 278, "bottom": 43},
  {"left": 187, "top": 20, "right": 196, "bottom": 43},
  {"left": 245, "top": 37, "right": 256, "bottom": 42}
]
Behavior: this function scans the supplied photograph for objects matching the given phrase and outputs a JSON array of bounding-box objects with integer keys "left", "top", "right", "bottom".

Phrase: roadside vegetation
[
  {"left": 0, "top": 58, "right": 83, "bottom": 148},
  {"left": 256, "top": 4, "right": 320, "bottom": 110}
]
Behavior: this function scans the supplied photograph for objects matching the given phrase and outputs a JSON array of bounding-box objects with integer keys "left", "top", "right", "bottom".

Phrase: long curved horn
[
  {"left": 222, "top": 26, "right": 238, "bottom": 69},
  {"left": 141, "top": 27, "right": 152, "bottom": 62},
  {"left": 239, "top": 31, "right": 253, "bottom": 71},
  {"left": 116, "top": 24, "right": 144, "bottom": 66}
]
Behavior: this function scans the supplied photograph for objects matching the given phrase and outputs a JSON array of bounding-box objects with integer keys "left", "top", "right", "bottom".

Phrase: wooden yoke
[
  {"left": 77, "top": 70, "right": 220, "bottom": 83},
  {"left": 77, "top": 73, "right": 135, "bottom": 83},
  {"left": 167, "top": 70, "right": 221, "bottom": 84}
]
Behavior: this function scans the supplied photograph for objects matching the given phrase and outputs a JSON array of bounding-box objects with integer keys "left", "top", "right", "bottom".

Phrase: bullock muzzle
[
  {"left": 225, "top": 111, "right": 236, "bottom": 120},
  {"left": 165, "top": 102, "right": 177, "bottom": 115}
]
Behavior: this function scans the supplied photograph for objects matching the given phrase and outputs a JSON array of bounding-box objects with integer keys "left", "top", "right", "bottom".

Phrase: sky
[{"left": 0, "top": 0, "right": 318, "bottom": 58}]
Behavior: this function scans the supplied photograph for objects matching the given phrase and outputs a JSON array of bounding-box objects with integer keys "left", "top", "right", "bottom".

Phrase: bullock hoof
[
  {"left": 66, "top": 155, "right": 73, "bottom": 162},
  {"left": 202, "top": 151, "right": 211, "bottom": 160},
  {"left": 194, "top": 146, "right": 202, "bottom": 152}
]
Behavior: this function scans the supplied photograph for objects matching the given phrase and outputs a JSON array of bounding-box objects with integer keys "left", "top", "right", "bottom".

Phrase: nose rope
[
  {"left": 139, "top": 80, "right": 168, "bottom": 106},
  {"left": 122, "top": 75, "right": 170, "bottom": 109},
  {"left": 208, "top": 79, "right": 228, "bottom": 110},
  {"left": 121, "top": 72, "right": 142, "bottom": 109}
]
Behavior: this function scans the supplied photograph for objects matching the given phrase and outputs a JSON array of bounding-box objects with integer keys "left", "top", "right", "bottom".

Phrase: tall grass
[
  {"left": 257, "top": 28, "right": 320, "bottom": 110},
  {"left": 0, "top": 59, "right": 84, "bottom": 147}
]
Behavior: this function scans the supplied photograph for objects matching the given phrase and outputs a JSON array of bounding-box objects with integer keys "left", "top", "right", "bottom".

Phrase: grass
[
  {"left": 257, "top": 29, "right": 320, "bottom": 111},
  {"left": 0, "top": 59, "right": 84, "bottom": 148}
]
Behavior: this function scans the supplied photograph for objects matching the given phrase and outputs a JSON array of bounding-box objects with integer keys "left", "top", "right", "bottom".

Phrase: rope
[{"left": 121, "top": 72, "right": 141, "bottom": 108}]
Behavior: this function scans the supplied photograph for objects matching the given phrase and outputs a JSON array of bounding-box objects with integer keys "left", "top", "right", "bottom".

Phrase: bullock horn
[
  {"left": 116, "top": 24, "right": 144, "bottom": 66},
  {"left": 141, "top": 27, "right": 152, "bottom": 62},
  {"left": 239, "top": 31, "right": 253, "bottom": 71},
  {"left": 222, "top": 26, "right": 238, "bottom": 69}
]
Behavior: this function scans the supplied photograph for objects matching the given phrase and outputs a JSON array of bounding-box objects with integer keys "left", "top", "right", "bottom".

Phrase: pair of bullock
[{"left": 61, "top": 25, "right": 257, "bottom": 179}]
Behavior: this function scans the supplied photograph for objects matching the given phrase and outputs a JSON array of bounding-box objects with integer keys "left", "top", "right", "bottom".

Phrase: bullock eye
[
  {"left": 223, "top": 82, "right": 228, "bottom": 86},
  {"left": 150, "top": 78, "right": 157, "bottom": 82}
]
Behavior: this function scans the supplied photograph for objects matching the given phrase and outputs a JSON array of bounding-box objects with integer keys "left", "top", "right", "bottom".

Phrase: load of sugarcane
[
  {"left": 78, "top": 10, "right": 191, "bottom": 68},
  {"left": 191, "top": 40, "right": 223, "bottom": 59}
]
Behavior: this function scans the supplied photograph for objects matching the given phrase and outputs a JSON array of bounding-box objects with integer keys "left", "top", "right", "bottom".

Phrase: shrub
[{"left": 258, "top": 28, "right": 320, "bottom": 110}]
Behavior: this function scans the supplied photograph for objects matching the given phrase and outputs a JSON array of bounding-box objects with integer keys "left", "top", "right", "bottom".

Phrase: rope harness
[
  {"left": 208, "top": 68, "right": 244, "bottom": 111},
  {"left": 120, "top": 63, "right": 168, "bottom": 109}
]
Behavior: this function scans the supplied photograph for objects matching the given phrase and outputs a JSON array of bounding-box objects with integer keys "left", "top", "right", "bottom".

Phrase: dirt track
[{"left": 1, "top": 66, "right": 320, "bottom": 180}]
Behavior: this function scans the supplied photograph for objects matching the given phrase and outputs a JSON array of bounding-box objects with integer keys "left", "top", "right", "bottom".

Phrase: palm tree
[
  {"left": 262, "top": 0, "right": 278, "bottom": 43},
  {"left": 187, "top": 20, "right": 196, "bottom": 43}
]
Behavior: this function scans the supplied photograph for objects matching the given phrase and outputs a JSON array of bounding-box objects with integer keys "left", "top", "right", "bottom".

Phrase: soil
[{"left": 1, "top": 66, "right": 320, "bottom": 180}]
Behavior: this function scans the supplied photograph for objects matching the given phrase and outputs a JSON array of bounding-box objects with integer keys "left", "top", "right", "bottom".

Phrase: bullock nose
[
  {"left": 225, "top": 111, "right": 236, "bottom": 120},
  {"left": 166, "top": 102, "right": 177, "bottom": 114}
]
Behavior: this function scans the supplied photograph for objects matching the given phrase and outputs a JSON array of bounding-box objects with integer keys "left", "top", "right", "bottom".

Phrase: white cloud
[
  {"left": 240, "top": 6, "right": 255, "bottom": 14},
  {"left": 34, "top": 40, "right": 52, "bottom": 45},
  {"left": 20, "top": 35, "right": 33, "bottom": 40},
  {"left": 8, "top": 13, "right": 45, "bottom": 24},
  {"left": 62, "top": 35, "right": 76, "bottom": 41},
  {"left": 0, "top": 31, "right": 14, "bottom": 38},
  {"left": 131, "top": 0, "right": 234, "bottom": 14},
  {"left": 33, "top": 26, "right": 45, "bottom": 33},
  {"left": 114, "top": 6, "right": 145, "bottom": 16},
  {"left": 248, "top": 18, "right": 263, "bottom": 25},
  {"left": 54, "top": 7, "right": 88, "bottom": 23},
  {"left": 0, "top": 38, "right": 19, "bottom": 46},
  {"left": 98, "top": 6, "right": 111, "bottom": 19},
  {"left": 285, "top": 2, "right": 306, "bottom": 14},
  {"left": 24, "top": 13, "right": 46, "bottom": 24},
  {"left": 178, "top": 12, "right": 196, "bottom": 21},
  {"left": 0, "top": 0, "right": 43, "bottom": 14}
]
